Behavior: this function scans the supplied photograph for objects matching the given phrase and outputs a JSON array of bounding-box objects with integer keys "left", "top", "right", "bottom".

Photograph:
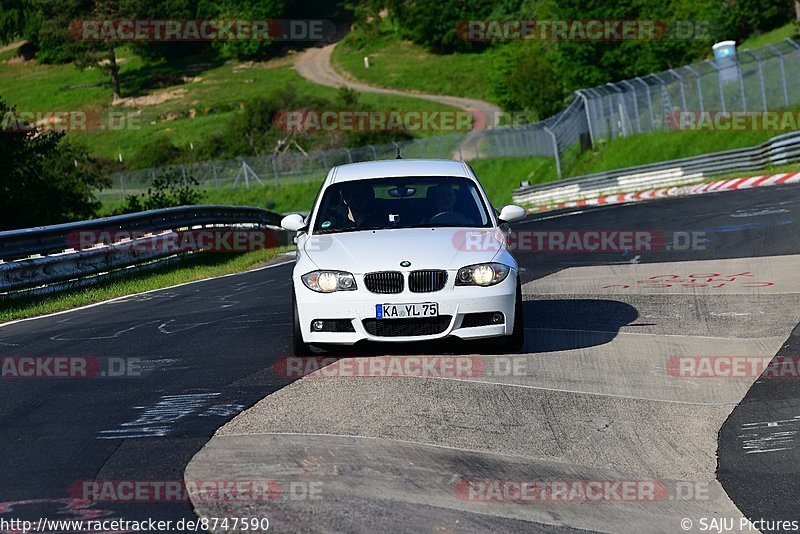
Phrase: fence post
[
  {"left": 368, "top": 145, "right": 377, "bottom": 160},
  {"left": 344, "top": 148, "right": 353, "bottom": 163},
  {"left": 706, "top": 59, "right": 727, "bottom": 113},
  {"left": 576, "top": 90, "right": 596, "bottom": 148},
  {"left": 768, "top": 44, "right": 790, "bottom": 107},
  {"left": 619, "top": 81, "right": 642, "bottom": 134},
  {"left": 668, "top": 69, "right": 688, "bottom": 111},
  {"left": 543, "top": 127, "right": 561, "bottom": 178},
  {"left": 607, "top": 83, "right": 628, "bottom": 137},
  {"left": 736, "top": 55, "right": 747, "bottom": 111},
  {"left": 212, "top": 163, "right": 219, "bottom": 188},
  {"left": 650, "top": 73, "right": 672, "bottom": 129},
  {"left": 586, "top": 88, "right": 606, "bottom": 140},
  {"left": 684, "top": 65, "right": 704, "bottom": 112},
  {"left": 742, "top": 50, "right": 767, "bottom": 111},
  {"left": 415, "top": 138, "right": 425, "bottom": 158},
  {"left": 634, "top": 78, "right": 655, "bottom": 131},
  {"left": 271, "top": 156, "right": 280, "bottom": 186}
]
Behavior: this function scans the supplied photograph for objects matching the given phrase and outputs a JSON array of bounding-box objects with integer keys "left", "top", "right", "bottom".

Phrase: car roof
[{"left": 330, "top": 159, "right": 471, "bottom": 183}]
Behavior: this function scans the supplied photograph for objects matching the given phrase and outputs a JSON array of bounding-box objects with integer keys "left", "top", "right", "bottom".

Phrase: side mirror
[
  {"left": 281, "top": 213, "right": 307, "bottom": 232},
  {"left": 498, "top": 205, "right": 526, "bottom": 223}
]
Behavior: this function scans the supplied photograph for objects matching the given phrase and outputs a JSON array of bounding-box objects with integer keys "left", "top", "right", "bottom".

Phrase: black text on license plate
[{"left": 376, "top": 303, "right": 438, "bottom": 319}]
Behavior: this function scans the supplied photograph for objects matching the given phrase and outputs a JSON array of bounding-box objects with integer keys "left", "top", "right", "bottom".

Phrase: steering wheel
[{"left": 428, "top": 211, "right": 472, "bottom": 225}]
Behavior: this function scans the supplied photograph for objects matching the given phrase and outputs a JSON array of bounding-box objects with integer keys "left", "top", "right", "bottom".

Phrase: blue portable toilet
[{"left": 713, "top": 40, "right": 738, "bottom": 84}]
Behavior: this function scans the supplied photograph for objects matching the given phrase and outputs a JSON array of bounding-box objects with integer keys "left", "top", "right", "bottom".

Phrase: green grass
[
  {"left": 0, "top": 246, "right": 291, "bottom": 323},
  {"left": 565, "top": 129, "right": 778, "bottom": 177},
  {"left": 0, "top": 47, "right": 460, "bottom": 162},
  {"left": 202, "top": 180, "right": 324, "bottom": 213},
  {"left": 332, "top": 34, "right": 499, "bottom": 104},
  {"left": 739, "top": 22, "right": 797, "bottom": 50},
  {"left": 95, "top": 124, "right": 794, "bottom": 214}
]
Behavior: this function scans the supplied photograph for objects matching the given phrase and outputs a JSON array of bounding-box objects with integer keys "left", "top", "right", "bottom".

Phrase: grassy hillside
[
  {"left": 0, "top": 46, "right": 459, "bottom": 163},
  {"left": 739, "top": 21, "right": 797, "bottom": 50},
  {"left": 332, "top": 34, "right": 499, "bottom": 104}
]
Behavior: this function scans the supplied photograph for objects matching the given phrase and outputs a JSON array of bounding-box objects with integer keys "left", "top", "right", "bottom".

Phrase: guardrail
[
  {"left": 512, "top": 131, "right": 800, "bottom": 207},
  {"left": 0, "top": 205, "right": 290, "bottom": 294}
]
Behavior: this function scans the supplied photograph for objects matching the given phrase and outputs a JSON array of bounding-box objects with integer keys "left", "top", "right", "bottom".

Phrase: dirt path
[
  {"left": 0, "top": 40, "right": 25, "bottom": 55},
  {"left": 294, "top": 43, "right": 501, "bottom": 159}
]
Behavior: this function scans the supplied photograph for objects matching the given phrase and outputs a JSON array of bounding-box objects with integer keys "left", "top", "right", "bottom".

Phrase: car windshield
[{"left": 312, "top": 177, "right": 492, "bottom": 234}]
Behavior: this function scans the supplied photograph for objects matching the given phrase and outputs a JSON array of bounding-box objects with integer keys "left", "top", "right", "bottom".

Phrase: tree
[
  {"left": 0, "top": 99, "right": 110, "bottom": 230},
  {"left": 65, "top": 0, "right": 148, "bottom": 101},
  {"left": 490, "top": 42, "right": 566, "bottom": 119}
]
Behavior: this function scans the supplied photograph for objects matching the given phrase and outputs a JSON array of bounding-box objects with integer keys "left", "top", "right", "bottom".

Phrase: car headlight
[
  {"left": 455, "top": 263, "right": 510, "bottom": 287},
  {"left": 302, "top": 270, "right": 357, "bottom": 293}
]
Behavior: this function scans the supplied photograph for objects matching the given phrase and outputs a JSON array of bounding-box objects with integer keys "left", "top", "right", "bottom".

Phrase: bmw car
[{"left": 281, "top": 159, "right": 527, "bottom": 355}]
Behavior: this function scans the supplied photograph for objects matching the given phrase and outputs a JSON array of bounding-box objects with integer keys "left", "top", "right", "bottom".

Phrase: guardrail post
[{"left": 543, "top": 127, "right": 561, "bottom": 178}]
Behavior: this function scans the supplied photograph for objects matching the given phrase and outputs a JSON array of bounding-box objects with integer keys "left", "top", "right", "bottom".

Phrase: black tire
[
  {"left": 292, "top": 289, "right": 313, "bottom": 356},
  {"left": 482, "top": 277, "right": 525, "bottom": 353}
]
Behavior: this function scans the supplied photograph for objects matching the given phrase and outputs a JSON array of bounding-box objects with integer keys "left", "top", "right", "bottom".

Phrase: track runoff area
[{"left": 0, "top": 182, "right": 798, "bottom": 533}]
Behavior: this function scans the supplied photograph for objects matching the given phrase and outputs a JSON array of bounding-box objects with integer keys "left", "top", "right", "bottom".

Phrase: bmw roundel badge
[{"left": 400, "top": 260, "right": 411, "bottom": 267}]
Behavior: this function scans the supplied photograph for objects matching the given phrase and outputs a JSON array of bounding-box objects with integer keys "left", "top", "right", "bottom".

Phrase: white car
[{"left": 281, "top": 159, "right": 527, "bottom": 355}]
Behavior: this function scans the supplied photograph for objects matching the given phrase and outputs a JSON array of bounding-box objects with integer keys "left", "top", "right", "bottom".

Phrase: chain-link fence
[
  {"left": 581, "top": 38, "right": 800, "bottom": 142},
  {"left": 103, "top": 38, "right": 800, "bottom": 200}
]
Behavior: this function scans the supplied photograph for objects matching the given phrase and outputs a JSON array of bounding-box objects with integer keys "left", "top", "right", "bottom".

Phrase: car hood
[{"left": 302, "top": 227, "right": 504, "bottom": 273}]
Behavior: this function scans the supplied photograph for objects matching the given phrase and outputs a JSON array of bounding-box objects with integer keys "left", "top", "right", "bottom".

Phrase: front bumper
[{"left": 294, "top": 270, "right": 518, "bottom": 345}]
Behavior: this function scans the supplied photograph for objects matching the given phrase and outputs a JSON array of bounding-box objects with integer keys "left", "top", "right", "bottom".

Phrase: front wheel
[{"left": 292, "top": 289, "right": 313, "bottom": 356}]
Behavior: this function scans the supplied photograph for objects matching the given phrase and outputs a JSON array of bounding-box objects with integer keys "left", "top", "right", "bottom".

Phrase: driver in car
[
  {"left": 430, "top": 184, "right": 456, "bottom": 214},
  {"left": 426, "top": 184, "right": 471, "bottom": 225},
  {"left": 342, "top": 184, "right": 375, "bottom": 227}
]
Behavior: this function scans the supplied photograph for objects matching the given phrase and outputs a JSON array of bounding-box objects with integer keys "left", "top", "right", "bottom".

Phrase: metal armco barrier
[
  {"left": 0, "top": 205, "right": 289, "bottom": 293},
  {"left": 512, "top": 131, "right": 800, "bottom": 207}
]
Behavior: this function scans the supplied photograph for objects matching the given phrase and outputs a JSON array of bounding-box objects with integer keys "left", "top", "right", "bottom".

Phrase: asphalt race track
[{"left": 1, "top": 183, "right": 800, "bottom": 533}]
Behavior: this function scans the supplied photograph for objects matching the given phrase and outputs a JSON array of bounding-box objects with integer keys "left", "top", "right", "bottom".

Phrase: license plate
[{"left": 376, "top": 303, "right": 438, "bottom": 319}]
